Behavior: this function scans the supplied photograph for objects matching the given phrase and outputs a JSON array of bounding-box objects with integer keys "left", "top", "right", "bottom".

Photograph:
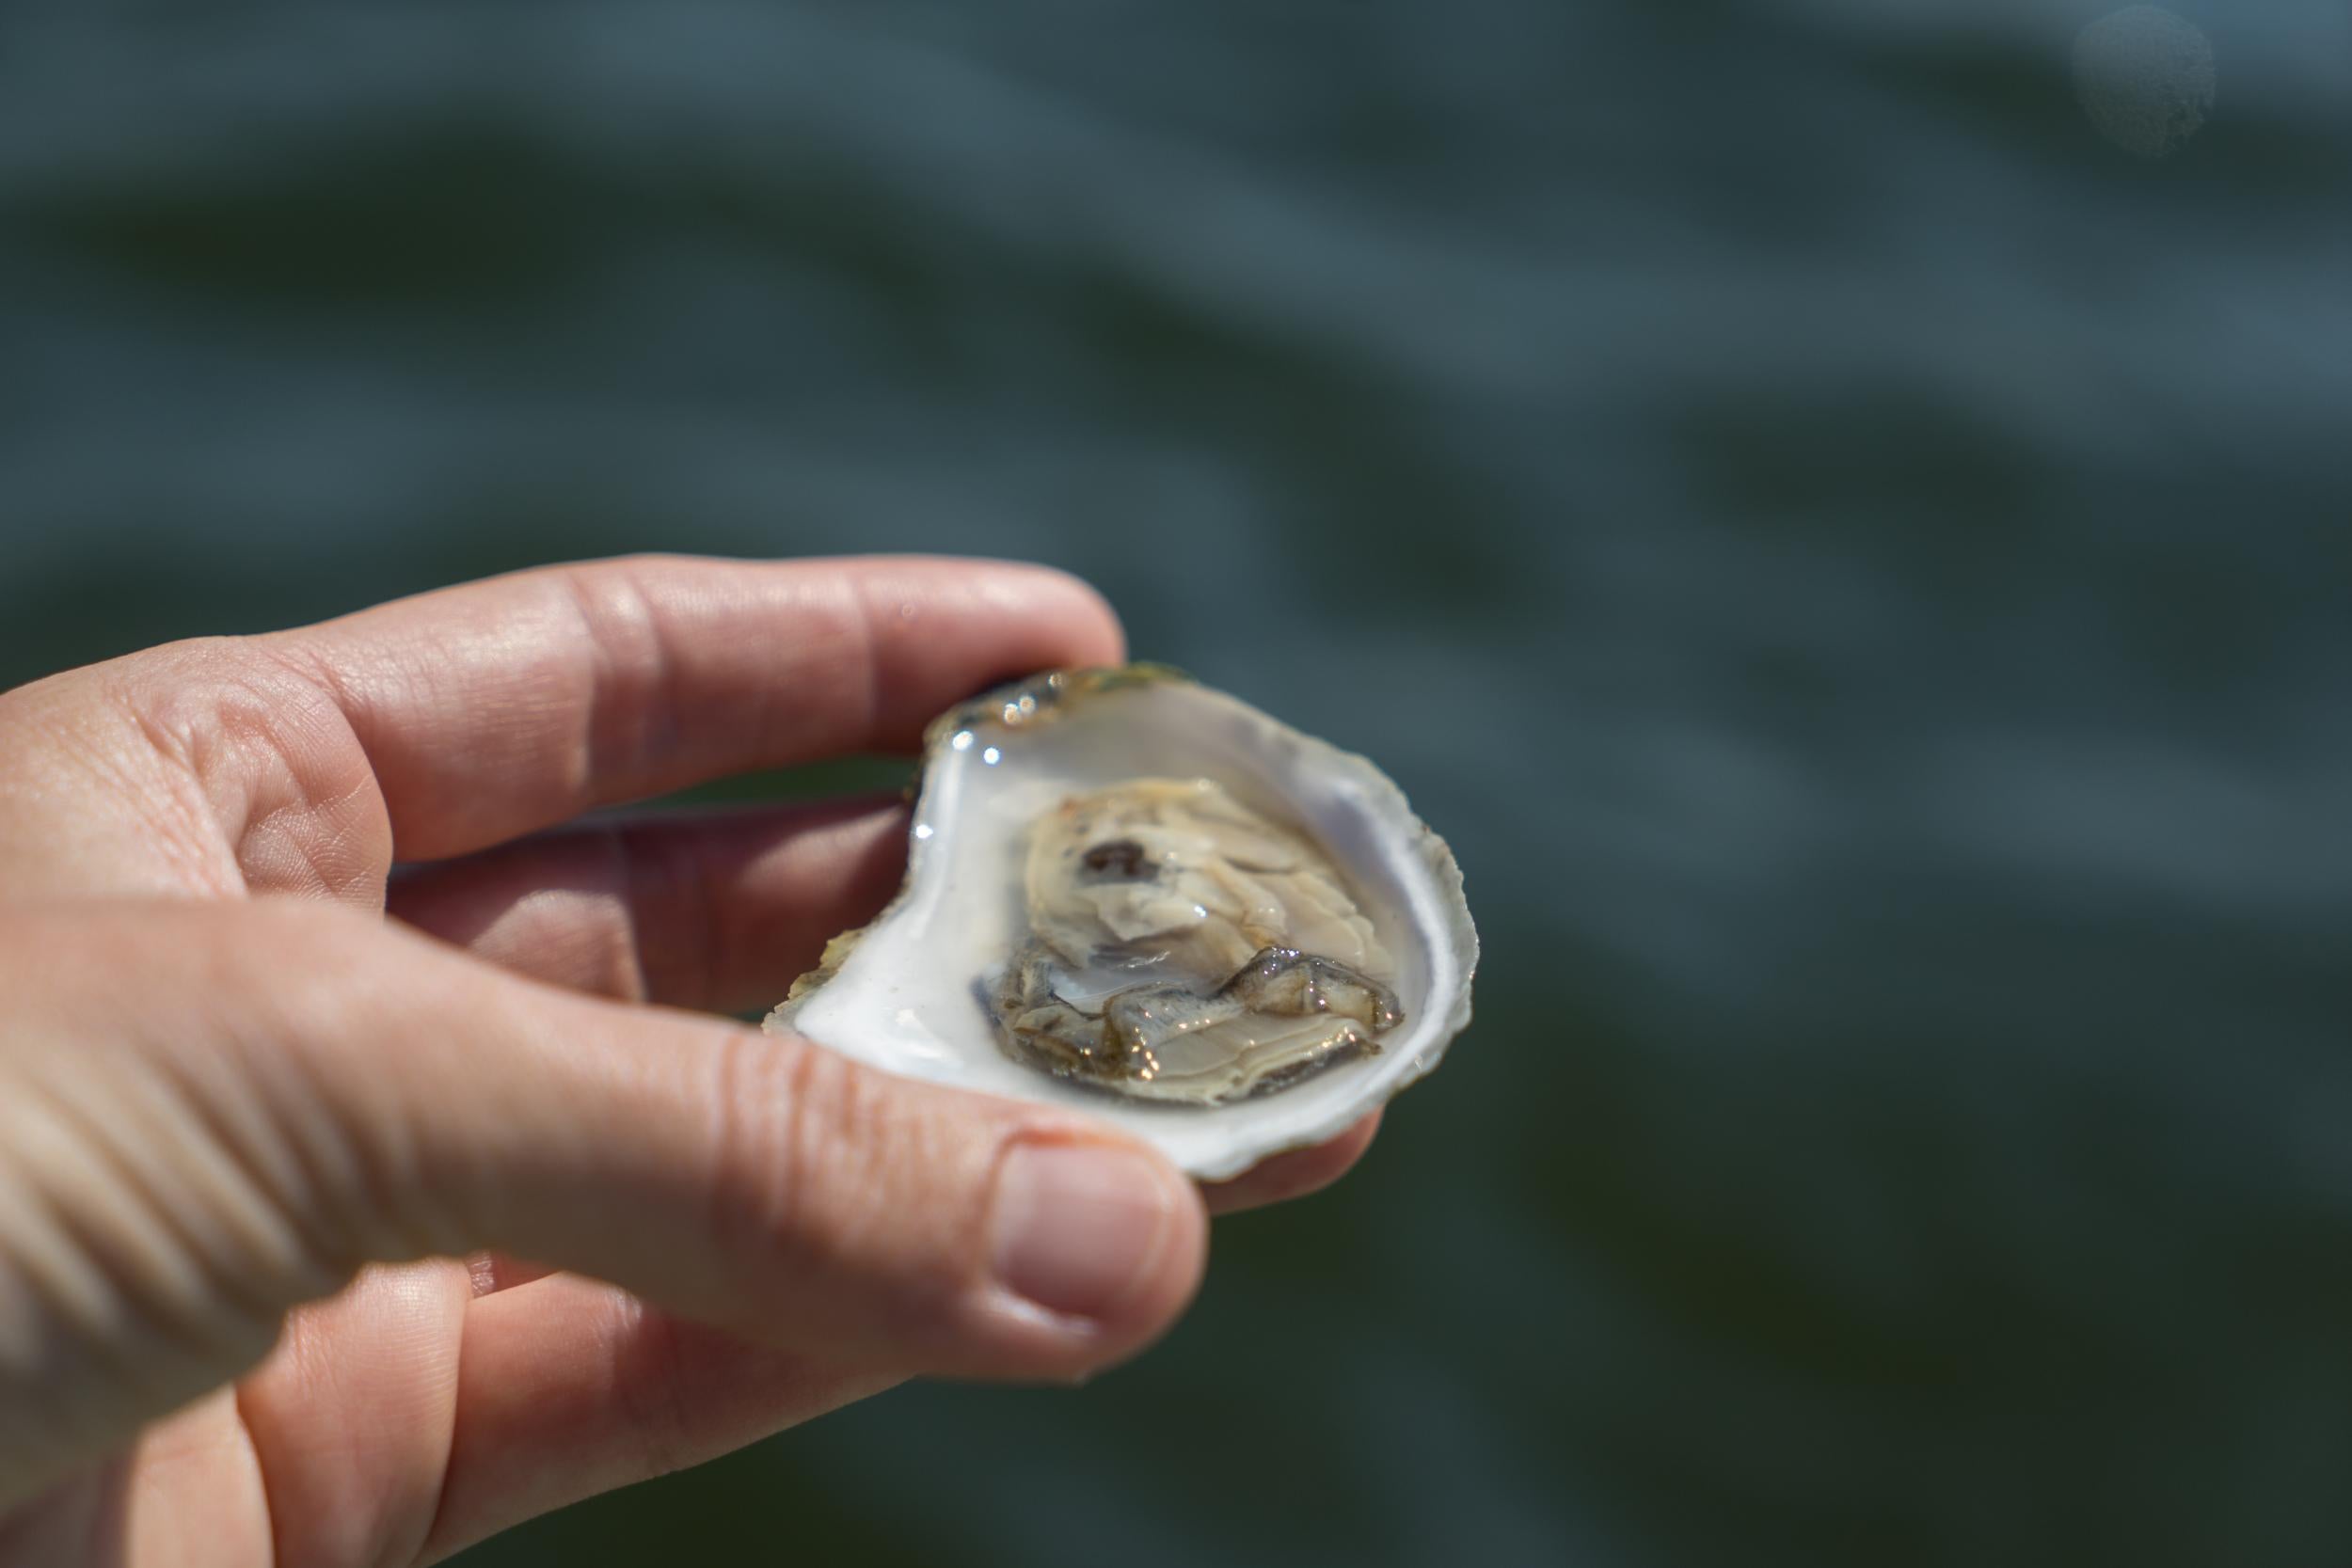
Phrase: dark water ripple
[{"left": 3, "top": 2, "right": 2349, "bottom": 1564}]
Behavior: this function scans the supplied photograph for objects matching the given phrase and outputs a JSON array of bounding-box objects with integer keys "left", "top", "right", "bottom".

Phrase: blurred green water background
[{"left": 3, "top": 1, "right": 2349, "bottom": 1563}]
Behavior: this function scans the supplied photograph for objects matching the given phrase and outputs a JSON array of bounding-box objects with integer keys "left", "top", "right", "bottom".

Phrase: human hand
[{"left": 0, "top": 556, "right": 1380, "bottom": 1566}]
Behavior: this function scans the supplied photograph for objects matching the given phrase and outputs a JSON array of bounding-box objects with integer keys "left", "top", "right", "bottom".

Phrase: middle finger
[{"left": 387, "top": 797, "right": 909, "bottom": 1014}]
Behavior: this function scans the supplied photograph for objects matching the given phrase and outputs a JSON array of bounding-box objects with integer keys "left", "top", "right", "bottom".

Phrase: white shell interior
[{"left": 775, "top": 677, "right": 1476, "bottom": 1180}]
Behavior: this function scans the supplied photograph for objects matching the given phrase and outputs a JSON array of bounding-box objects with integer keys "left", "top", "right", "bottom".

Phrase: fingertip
[
  {"left": 1201, "top": 1110, "right": 1384, "bottom": 1217},
  {"left": 1129, "top": 1145, "right": 1211, "bottom": 1337},
  {"left": 994, "top": 562, "right": 1128, "bottom": 670},
  {"left": 982, "top": 1134, "right": 1205, "bottom": 1371}
]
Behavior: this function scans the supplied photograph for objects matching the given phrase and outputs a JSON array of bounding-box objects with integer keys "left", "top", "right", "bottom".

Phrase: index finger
[{"left": 266, "top": 554, "right": 1126, "bottom": 861}]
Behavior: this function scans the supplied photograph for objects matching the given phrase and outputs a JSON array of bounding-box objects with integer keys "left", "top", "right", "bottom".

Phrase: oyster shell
[{"left": 766, "top": 667, "right": 1476, "bottom": 1180}]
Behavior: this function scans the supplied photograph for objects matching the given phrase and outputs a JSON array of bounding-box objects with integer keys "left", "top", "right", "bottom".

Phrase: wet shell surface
[{"left": 765, "top": 666, "right": 1477, "bottom": 1180}]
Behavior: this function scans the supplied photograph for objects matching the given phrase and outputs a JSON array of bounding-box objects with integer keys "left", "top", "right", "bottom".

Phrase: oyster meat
[
  {"left": 768, "top": 667, "right": 1476, "bottom": 1179},
  {"left": 990, "top": 776, "right": 1405, "bottom": 1104}
]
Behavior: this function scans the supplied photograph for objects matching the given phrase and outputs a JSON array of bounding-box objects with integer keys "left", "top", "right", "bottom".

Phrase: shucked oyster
[
  {"left": 768, "top": 667, "right": 1476, "bottom": 1179},
  {"left": 990, "top": 776, "right": 1404, "bottom": 1103}
]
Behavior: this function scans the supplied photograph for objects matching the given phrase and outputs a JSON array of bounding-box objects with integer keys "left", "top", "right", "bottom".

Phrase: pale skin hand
[{"left": 0, "top": 556, "right": 1379, "bottom": 1567}]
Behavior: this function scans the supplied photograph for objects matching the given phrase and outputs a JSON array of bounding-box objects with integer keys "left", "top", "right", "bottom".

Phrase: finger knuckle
[
  {"left": 606, "top": 1296, "right": 700, "bottom": 1481},
  {"left": 610, "top": 819, "right": 716, "bottom": 1007},
  {"left": 707, "top": 1031, "right": 976, "bottom": 1320},
  {"left": 103, "top": 637, "right": 389, "bottom": 896},
  {"left": 172, "top": 905, "right": 430, "bottom": 1263},
  {"left": 0, "top": 910, "right": 370, "bottom": 1476}
]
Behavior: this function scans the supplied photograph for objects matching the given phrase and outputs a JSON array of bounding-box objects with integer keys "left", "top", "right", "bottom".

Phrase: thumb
[
  {"left": 360, "top": 930, "right": 1208, "bottom": 1375},
  {"left": 288, "top": 904, "right": 1209, "bottom": 1372},
  {"left": 0, "top": 902, "right": 1206, "bottom": 1497}
]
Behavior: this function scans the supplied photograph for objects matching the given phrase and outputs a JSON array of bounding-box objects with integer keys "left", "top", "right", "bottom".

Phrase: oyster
[
  {"left": 991, "top": 776, "right": 1405, "bottom": 1103},
  {"left": 767, "top": 667, "right": 1476, "bottom": 1180}
]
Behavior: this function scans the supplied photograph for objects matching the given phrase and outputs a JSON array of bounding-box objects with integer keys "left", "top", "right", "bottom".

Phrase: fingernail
[{"left": 990, "top": 1140, "right": 1175, "bottom": 1322}]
